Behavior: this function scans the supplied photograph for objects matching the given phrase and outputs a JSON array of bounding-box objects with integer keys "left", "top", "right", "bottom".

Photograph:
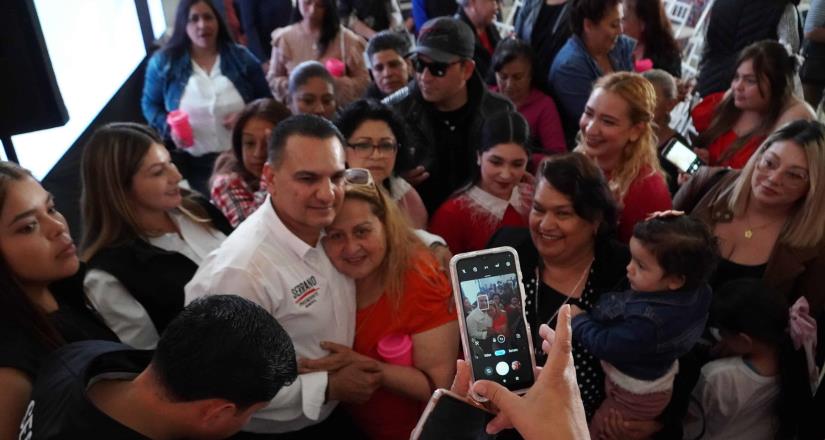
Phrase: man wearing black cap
[{"left": 383, "top": 16, "right": 513, "bottom": 213}]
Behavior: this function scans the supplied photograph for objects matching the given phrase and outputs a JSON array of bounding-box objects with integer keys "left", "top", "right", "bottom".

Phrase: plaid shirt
[{"left": 210, "top": 172, "right": 267, "bottom": 227}]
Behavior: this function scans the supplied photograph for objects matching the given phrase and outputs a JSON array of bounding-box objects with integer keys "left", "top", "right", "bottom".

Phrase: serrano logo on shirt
[{"left": 291, "top": 276, "right": 319, "bottom": 307}]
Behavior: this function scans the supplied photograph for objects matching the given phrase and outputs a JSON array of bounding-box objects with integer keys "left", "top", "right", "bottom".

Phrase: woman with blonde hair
[
  {"left": 675, "top": 119, "right": 825, "bottom": 312},
  {"left": 576, "top": 71, "right": 672, "bottom": 242},
  {"left": 81, "top": 123, "right": 232, "bottom": 350},
  {"left": 302, "top": 168, "right": 458, "bottom": 439}
]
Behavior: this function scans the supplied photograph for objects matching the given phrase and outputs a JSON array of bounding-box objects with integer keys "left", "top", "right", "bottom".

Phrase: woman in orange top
[{"left": 306, "top": 169, "right": 459, "bottom": 439}]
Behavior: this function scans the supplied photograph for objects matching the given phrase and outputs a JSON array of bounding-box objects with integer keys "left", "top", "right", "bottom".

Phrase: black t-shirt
[
  {"left": 420, "top": 102, "right": 473, "bottom": 212},
  {"left": 531, "top": 3, "right": 571, "bottom": 92},
  {"left": 19, "top": 340, "right": 152, "bottom": 440},
  {"left": 0, "top": 271, "right": 118, "bottom": 379}
]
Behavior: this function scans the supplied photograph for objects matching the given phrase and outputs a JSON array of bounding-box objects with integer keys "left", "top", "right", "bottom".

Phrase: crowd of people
[{"left": 3, "top": 0, "right": 825, "bottom": 439}]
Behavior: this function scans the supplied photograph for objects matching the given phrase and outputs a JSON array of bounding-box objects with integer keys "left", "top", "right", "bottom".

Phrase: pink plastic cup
[
  {"left": 377, "top": 333, "right": 413, "bottom": 366},
  {"left": 325, "top": 58, "right": 346, "bottom": 77},
  {"left": 634, "top": 58, "right": 654, "bottom": 73},
  {"left": 166, "top": 109, "right": 194, "bottom": 147}
]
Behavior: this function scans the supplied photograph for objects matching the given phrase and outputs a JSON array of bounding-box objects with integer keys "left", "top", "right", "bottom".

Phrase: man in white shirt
[{"left": 185, "top": 115, "right": 379, "bottom": 438}]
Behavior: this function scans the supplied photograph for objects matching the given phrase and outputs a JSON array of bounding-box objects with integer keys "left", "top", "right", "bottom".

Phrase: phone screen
[
  {"left": 413, "top": 391, "right": 495, "bottom": 440},
  {"left": 453, "top": 250, "right": 535, "bottom": 392},
  {"left": 664, "top": 139, "right": 702, "bottom": 174}
]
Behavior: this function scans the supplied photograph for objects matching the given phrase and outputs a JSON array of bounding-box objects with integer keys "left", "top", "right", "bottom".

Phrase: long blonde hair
[
  {"left": 578, "top": 72, "right": 663, "bottom": 200},
  {"left": 343, "top": 183, "right": 435, "bottom": 310},
  {"left": 80, "top": 123, "right": 211, "bottom": 261},
  {"left": 725, "top": 120, "right": 825, "bottom": 247}
]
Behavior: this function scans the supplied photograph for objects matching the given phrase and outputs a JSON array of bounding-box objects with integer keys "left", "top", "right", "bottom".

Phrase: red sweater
[{"left": 616, "top": 167, "right": 672, "bottom": 242}]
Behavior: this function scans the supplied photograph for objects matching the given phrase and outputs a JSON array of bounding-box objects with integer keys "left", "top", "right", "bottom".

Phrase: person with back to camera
[
  {"left": 18, "top": 295, "right": 298, "bottom": 440},
  {"left": 691, "top": 40, "right": 815, "bottom": 169},
  {"left": 81, "top": 123, "right": 232, "bottom": 351},
  {"left": 141, "top": 0, "right": 271, "bottom": 196},
  {"left": 576, "top": 72, "right": 672, "bottom": 243},
  {"left": 301, "top": 169, "right": 458, "bottom": 439},
  {"left": 682, "top": 279, "right": 811, "bottom": 440},
  {"left": 513, "top": 0, "right": 573, "bottom": 93},
  {"left": 570, "top": 213, "right": 718, "bottom": 438},
  {"left": 210, "top": 98, "right": 292, "bottom": 227},
  {"left": 286, "top": 61, "right": 339, "bottom": 120},
  {"left": 0, "top": 162, "right": 118, "bottom": 439},
  {"left": 383, "top": 16, "right": 514, "bottom": 213},
  {"left": 267, "top": 0, "right": 370, "bottom": 108},
  {"left": 428, "top": 110, "right": 532, "bottom": 254},
  {"left": 549, "top": 0, "right": 635, "bottom": 146},
  {"left": 491, "top": 38, "right": 566, "bottom": 164}
]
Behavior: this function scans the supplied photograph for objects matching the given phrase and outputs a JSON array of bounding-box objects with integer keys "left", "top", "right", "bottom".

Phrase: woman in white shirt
[
  {"left": 141, "top": 0, "right": 271, "bottom": 195},
  {"left": 80, "top": 123, "right": 233, "bottom": 349}
]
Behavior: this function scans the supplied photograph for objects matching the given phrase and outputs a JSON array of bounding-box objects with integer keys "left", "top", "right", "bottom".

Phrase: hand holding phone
[
  {"left": 450, "top": 247, "right": 537, "bottom": 396},
  {"left": 410, "top": 389, "right": 495, "bottom": 440},
  {"left": 662, "top": 138, "right": 703, "bottom": 174}
]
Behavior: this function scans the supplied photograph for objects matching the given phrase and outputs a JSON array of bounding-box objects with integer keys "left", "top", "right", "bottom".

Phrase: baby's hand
[{"left": 569, "top": 305, "right": 585, "bottom": 317}]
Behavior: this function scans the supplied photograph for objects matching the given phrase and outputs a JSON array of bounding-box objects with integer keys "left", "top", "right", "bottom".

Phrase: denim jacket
[
  {"left": 548, "top": 34, "right": 635, "bottom": 145},
  {"left": 141, "top": 43, "right": 271, "bottom": 138},
  {"left": 572, "top": 283, "right": 712, "bottom": 381}
]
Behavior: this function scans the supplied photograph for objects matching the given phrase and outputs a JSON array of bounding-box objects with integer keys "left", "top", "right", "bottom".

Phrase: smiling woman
[
  {"left": 80, "top": 123, "right": 233, "bottom": 350},
  {"left": 0, "top": 161, "right": 117, "bottom": 439},
  {"left": 428, "top": 111, "right": 532, "bottom": 254},
  {"left": 576, "top": 72, "right": 671, "bottom": 242},
  {"left": 316, "top": 179, "right": 458, "bottom": 439}
]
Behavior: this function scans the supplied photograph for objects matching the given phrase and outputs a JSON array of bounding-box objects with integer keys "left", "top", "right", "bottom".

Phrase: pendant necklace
[{"left": 534, "top": 258, "right": 594, "bottom": 325}]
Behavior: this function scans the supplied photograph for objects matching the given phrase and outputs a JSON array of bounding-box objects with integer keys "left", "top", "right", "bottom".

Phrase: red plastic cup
[
  {"left": 166, "top": 109, "right": 194, "bottom": 147},
  {"left": 377, "top": 333, "right": 413, "bottom": 366},
  {"left": 325, "top": 58, "right": 346, "bottom": 78}
]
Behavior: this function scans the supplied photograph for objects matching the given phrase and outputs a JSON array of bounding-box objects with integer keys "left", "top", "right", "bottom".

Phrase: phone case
[
  {"left": 449, "top": 246, "right": 537, "bottom": 396},
  {"left": 409, "top": 389, "right": 493, "bottom": 440}
]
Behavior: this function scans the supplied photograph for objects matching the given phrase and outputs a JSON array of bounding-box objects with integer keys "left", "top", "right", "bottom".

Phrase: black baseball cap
[{"left": 410, "top": 17, "right": 475, "bottom": 63}]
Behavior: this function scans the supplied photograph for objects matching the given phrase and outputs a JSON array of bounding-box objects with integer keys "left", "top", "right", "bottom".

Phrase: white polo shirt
[{"left": 184, "top": 196, "right": 355, "bottom": 433}]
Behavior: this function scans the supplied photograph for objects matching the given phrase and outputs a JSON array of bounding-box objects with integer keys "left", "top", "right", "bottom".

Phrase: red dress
[
  {"left": 692, "top": 92, "right": 766, "bottom": 169},
  {"left": 429, "top": 186, "right": 529, "bottom": 254},
  {"left": 348, "top": 251, "right": 456, "bottom": 439},
  {"left": 615, "top": 166, "right": 672, "bottom": 243}
]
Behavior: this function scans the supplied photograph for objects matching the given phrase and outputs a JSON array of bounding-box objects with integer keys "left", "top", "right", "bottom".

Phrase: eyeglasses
[
  {"left": 411, "top": 56, "right": 461, "bottom": 78},
  {"left": 755, "top": 154, "right": 809, "bottom": 189},
  {"left": 346, "top": 139, "right": 398, "bottom": 157},
  {"left": 343, "top": 167, "right": 375, "bottom": 186}
]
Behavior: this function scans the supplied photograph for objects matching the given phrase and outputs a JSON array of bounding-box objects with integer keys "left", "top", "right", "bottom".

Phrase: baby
[{"left": 571, "top": 213, "right": 718, "bottom": 437}]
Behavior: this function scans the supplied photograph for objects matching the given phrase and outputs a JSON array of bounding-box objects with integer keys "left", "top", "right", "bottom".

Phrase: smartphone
[
  {"left": 450, "top": 247, "right": 536, "bottom": 395},
  {"left": 410, "top": 389, "right": 495, "bottom": 440},
  {"left": 662, "top": 137, "right": 702, "bottom": 174}
]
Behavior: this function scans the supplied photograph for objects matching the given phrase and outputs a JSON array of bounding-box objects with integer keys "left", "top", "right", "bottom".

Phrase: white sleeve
[
  {"left": 253, "top": 371, "right": 329, "bottom": 422},
  {"left": 184, "top": 265, "right": 328, "bottom": 421},
  {"left": 84, "top": 269, "right": 160, "bottom": 349},
  {"left": 414, "top": 229, "right": 446, "bottom": 247}
]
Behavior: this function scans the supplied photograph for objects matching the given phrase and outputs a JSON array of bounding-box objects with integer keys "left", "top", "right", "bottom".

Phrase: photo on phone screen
[
  {"left": 451, "top": 247, "right": 536, "bottom": 393},
  {"left": 411, "top": 389, "right": 495, "bottom": 440},
  {"left": 663, "top": 138, "right": 702, "bottom": 174}
]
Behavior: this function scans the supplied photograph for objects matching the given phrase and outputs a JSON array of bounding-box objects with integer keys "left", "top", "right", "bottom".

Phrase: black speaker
[{"left": 0, "top": 0, "right": 68, "bottom": 136}]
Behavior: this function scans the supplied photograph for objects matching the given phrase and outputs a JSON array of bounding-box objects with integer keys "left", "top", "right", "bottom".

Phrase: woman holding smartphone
[
  {"left": 488, "top": 152, "right": 629, "bottom": 420},
  {"left": 303, "top": 169, "right": 458, "bottom": 439}
]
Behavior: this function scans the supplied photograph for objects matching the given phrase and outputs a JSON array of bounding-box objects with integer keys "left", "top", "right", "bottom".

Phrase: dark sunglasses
[{"left": 411, "top": 56, "right": 461, "bottom": 77}]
